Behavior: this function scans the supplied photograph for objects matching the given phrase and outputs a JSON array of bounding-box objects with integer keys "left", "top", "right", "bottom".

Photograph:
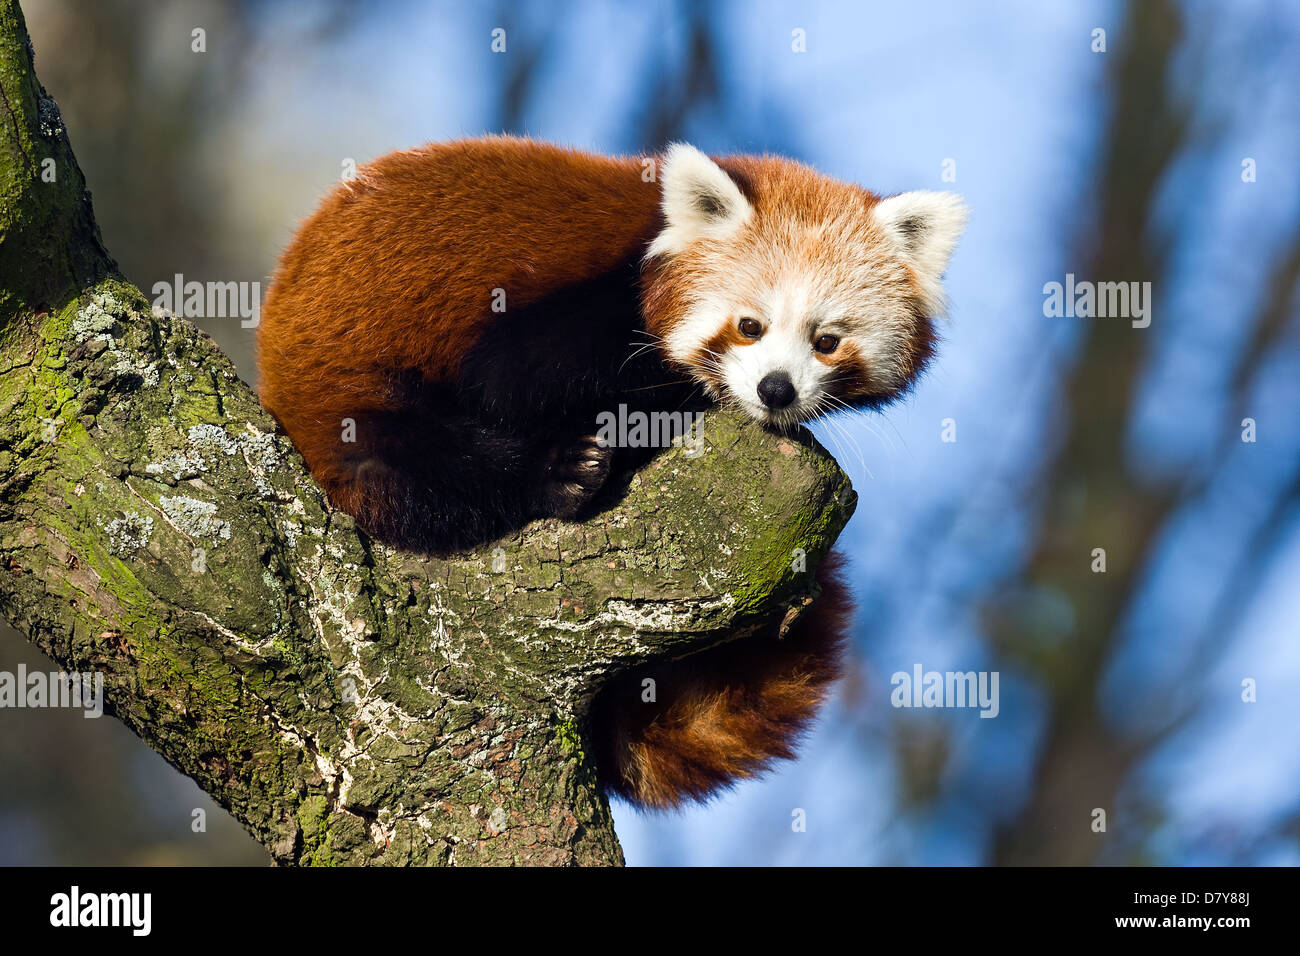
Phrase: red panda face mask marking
[{"left": 643, "top": 144, "right": 968, "bottom": 427}]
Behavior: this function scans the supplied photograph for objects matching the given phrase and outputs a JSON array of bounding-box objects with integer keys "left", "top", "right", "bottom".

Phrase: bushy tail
[{"left": 592, "top": 550, "right": 853, "bottom": 810}]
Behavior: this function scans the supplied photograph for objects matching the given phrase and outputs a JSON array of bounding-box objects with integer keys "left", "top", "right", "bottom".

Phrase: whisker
[
  {"left": 619, "top": 378, "right": 697, "bottom": 393},
  {"left": 820, "top": 408, "right": 871, "bottom": 480},
  {"left": 618, "top": 341, "right": 663, "bottom": 373}
]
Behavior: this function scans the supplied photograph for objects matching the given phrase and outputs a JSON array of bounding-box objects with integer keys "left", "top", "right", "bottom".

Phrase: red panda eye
[
  {"left": 814, "top": 334, "right": 840, "bottom": 354},
  {"left": 738, "top": 317, "right": 763, "bottom": 338}
]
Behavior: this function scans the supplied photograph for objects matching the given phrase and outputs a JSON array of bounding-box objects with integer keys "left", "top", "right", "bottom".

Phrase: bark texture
[{"left": 0, "top": 0, "right": 854, "bottom": 865}]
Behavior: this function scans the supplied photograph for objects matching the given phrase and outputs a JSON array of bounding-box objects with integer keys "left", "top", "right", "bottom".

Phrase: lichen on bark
[{"left": 0, "top": 0, "right": 854, "bottom": 865}]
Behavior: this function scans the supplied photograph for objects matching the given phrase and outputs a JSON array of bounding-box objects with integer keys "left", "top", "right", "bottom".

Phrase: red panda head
[{"left": 641, "top": 144, "right": 968, "bottom": 427}]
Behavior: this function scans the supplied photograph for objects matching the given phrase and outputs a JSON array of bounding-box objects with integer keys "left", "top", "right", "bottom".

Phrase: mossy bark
[{"left": 0, "top": 0, "right": 854, "bottom": 865}]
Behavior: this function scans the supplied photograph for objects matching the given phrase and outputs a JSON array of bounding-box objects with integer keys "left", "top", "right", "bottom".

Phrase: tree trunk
[{"left": 0, "top": 0, "right": 853, "bottom": 865}]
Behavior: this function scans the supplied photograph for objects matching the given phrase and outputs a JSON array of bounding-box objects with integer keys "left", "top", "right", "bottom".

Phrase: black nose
[{"left": 757, "top": 371, "right": 796, "bottom": 410}]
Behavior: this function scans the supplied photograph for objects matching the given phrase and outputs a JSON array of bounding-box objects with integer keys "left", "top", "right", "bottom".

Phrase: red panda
[{"left": 257, "top": 136, "right": 966, "bottom": 809}]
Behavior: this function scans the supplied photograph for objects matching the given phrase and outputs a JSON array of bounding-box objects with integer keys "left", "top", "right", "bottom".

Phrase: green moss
[
  {"left": 297, "top": 795, "right": 336, "bottom": 866},
  {"left": 555, "top": 717, "right": 584, "bottom": 760}
]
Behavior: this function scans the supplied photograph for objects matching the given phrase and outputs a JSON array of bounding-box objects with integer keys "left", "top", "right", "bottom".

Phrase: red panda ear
[
  {"left": 872, "top": 190, "right": 968, "bottom": 313},
  {"left": 646, "top": 143, "right": 752, "bottom": 258}
]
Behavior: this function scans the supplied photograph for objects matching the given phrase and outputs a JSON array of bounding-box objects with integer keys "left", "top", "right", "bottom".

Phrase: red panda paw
[
  {"left": 592, "top": 550, "right": 853, "bottom": 810},
  {"left": 535, "top": 434, "right": 614, "bottom": 520}
]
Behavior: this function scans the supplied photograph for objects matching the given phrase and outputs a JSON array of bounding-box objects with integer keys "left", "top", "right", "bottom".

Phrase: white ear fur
[
  {"left": 646, "top": 143, "right": 752, "bottom": 258},
  {"left": 872, "top": 191, "right": 968, "bottom": 309}
]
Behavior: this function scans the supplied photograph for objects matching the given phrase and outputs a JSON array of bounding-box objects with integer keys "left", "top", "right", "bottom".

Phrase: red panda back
[{"left": 256, "top": 136, "right": 662, "bottom": 494}]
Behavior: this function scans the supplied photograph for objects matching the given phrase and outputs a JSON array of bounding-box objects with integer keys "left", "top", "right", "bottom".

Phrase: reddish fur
[
  {"left": 824, "top": 340, "right": 878, "bottom": 402},
  {"left": 257, "top": 137, "right": 663, "bottom": 514},
  {"left": 593, "top": 550, "right": 853, "bottom": 809},
  {"left": 260, "top": 137, "right": 933, "bottom": 525}
]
